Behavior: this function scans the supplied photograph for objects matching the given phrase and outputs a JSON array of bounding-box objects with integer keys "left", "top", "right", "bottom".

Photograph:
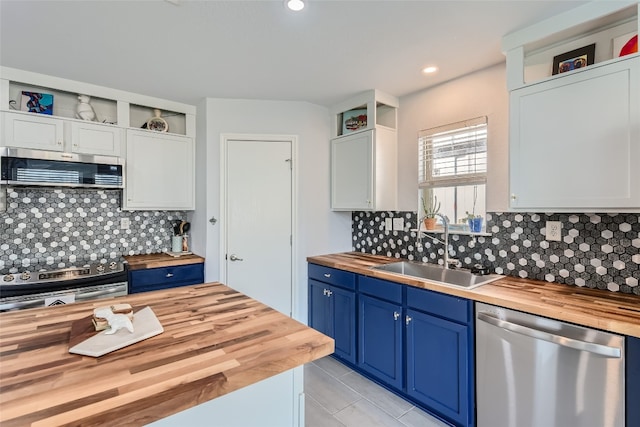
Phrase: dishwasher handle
[{"left": 477, "top": 311, "right": 621, "bottom": 359}]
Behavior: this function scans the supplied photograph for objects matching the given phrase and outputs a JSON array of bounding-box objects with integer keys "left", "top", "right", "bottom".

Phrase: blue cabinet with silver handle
[{"left": 129, "top": 263, "right": 204, "bottom": 294}]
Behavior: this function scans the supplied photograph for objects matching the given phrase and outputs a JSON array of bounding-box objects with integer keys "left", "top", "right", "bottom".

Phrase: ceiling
[{"left": 0, "top": 0, "right": 590, "bottom": 107}]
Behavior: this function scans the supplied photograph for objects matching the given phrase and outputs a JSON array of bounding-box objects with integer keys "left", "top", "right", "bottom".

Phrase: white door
[{"left": 225, "top": 137, "right": 293, "bottom": 316}]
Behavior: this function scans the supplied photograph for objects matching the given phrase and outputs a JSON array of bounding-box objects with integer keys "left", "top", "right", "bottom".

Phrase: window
[{"left": 418, "top": 117, "right": 487, "bottom": 225}]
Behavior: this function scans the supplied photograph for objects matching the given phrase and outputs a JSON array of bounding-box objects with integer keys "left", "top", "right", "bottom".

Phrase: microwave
[{"left": 0, "top": 147, "right": 123, "bottom": 189}]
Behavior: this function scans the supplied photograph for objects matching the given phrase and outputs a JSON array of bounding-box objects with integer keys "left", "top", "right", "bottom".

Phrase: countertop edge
[
  {"left": 307, "top": 252, "right": 640, "bottom": 338},
  {"left": 125, "top": 253, "right": 205, "bottom": 270}
]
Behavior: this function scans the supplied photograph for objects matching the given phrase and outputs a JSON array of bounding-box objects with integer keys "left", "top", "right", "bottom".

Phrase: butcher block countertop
[
  {"left": 308, "top": 252, "right": 640, "bottom": 338},
  {"left": 125, "top": 252, "right": 205, "bottom": 270},
  {"left": 0, "top": 283, "right": 334, "bottom": 427}
]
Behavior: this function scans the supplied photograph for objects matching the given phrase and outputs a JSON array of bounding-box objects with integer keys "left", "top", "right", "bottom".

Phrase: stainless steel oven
[{"left": 0, "top": 259, "right": 128, "bottom": 312}]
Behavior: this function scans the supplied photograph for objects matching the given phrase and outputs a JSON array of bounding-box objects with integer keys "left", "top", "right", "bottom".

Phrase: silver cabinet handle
[
  {"left": 326, "top": 290, "right": 332, "bottom": 297},
  {"left": 324, "top": 273, "right": 331, "bottom": 278},
  {"left": 393, "top": 311, "right": 400, "bottom": 321},
  {"left": 229, "top": 254, "right": 243, "bottom": 261},
  {"left": 405, "top": 315, "right": 412, "bottom": 325},
  {"left": 166, "top": 273, "right": 174, "bottom": 278},
  {"left": 477, "top": 312, "right": 621, "bottom": 358},
  {"left": 323, "top": 288, "right": 328, "bottom": 296}
]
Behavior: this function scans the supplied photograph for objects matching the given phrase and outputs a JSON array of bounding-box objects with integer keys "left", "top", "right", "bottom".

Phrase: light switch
[
  {"left": 385, "top": 218, "right": 393, "bottom": 231},
  {"left": 392, "top": 218, "right": 404, "bottom": 231}
]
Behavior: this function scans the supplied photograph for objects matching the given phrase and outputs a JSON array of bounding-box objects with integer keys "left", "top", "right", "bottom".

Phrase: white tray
[{"left": 69, "top": 306, "right": 163, "bottom": 357}]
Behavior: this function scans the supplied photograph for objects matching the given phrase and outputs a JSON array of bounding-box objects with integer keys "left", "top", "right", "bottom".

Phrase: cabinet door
[
  {"left": 331, "top": 130, "right": 373, "bottom": 210},
  {"left": 71, "top": 121, "right": 122, "bottom": 156},
  {"left": 308, "top": 280, "right": 331, "bottom": 336},
  {"left": 510, "top": 57, "right": 640, "bottom": 210},
  {"left": 3, "top": 111, "right": 64, "bottom": 151},
  {"left": 331, "top": 285, "right": 356, "bottom": 364},
  {"left": 406, "top": 309, "right": 470, "bottom": 426},
  {"left": 358, "top": 294, "right": 403, "bottom": 389},
  {"left": 124, "top": 130, "right": 194, "bottom": 210}
]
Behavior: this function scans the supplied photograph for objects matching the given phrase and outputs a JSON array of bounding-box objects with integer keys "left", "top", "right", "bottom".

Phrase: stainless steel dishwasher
[{"left": 476, "top": 302, "right": 625, "bottom": 427}]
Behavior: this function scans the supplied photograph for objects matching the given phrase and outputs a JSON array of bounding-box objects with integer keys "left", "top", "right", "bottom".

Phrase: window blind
[{"left": 418, "top": 116, "right": 487, "bottom": 188}]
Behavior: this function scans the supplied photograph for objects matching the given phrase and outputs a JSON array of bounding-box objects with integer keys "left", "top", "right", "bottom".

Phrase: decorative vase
[
  {"left": 468, "top": 217, "right": 483, "bottom": 233},
  {"left": 146, "top": 109, "right": 168, "bottom": 132},
  {"left": 423, "top": 217, "right": 437, "bottom": 230},
  {"left": 75, "top": 94, "right": 98, "bottom": 121}
]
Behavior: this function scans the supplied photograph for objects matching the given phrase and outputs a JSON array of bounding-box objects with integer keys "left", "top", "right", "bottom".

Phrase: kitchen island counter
[
  {"left": 308, "top": 252, "right": 640, "bottom": 338},
  {"left": 0, "top": 283, "right": 334, "bottom": 426}
]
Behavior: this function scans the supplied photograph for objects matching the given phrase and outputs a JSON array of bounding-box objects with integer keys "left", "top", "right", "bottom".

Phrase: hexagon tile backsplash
[
  {"left": 352, "top": 211, "right": 640, "bottom": 295},
  {"left": 0, "top": 188, "right": 186, "bottom": 272}
]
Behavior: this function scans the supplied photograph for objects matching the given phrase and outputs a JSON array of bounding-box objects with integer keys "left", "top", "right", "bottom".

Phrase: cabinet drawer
[
  {"left": 358, "top": 276, "right": 402, "bottom": 304},
  {"left": 406, "top": 286, "right": 470, "bottom": 324},
  {"left": 130, "top": 263, "right": 204, "bottom": 287},
  {"left": 308, "top": 264, "right": 355, "bottom": 290}
]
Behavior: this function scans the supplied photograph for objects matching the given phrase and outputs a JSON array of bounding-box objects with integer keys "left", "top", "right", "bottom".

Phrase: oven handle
[
  {"left": 75, "top": 285, "right": 127, "bottom": 301},
  {"left": 477, "top": 312, "right": 621, "bottom": 358},
  {"left": 0, "top": 283, "right": 128, "bottom": 312}
]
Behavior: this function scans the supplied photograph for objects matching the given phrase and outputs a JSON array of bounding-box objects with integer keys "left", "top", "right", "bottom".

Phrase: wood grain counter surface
[
  {"left": 125, "top": 253, "right": 205, "bottom": 270},
  {"left": 308, "top": 252, "right": 640, "bottom": 338},
  {"left": 0, "top": 283, "right": 334, "bottom": 427}
]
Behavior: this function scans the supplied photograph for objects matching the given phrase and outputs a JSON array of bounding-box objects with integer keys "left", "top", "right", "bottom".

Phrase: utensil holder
[{"left": 172, "top": 236, "right": 183, "bottom": 253}]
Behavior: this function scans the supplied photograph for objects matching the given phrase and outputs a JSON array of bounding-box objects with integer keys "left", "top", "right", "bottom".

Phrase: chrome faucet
[{"left": 417, "top": 213, "right": 459, "bottom": 269}]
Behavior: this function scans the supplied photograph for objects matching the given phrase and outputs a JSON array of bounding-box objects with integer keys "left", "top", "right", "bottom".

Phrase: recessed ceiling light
[
  {"left": 422, "top": 66, "right": 438, "bottom": 74},
  {"left": 287, "top": 0, "right": 305, "bottom": 11}
]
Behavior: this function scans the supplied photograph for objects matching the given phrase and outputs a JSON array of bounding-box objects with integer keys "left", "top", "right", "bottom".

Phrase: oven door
[{"left": 0, "top": 282, "right": 128, "bottom": 312}]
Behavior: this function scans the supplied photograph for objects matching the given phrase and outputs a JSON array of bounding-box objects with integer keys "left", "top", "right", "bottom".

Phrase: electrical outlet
[
  {"left": 385, "top": 218, "right": 393, "bottom": 231},
  {"left": 120, "top": 218, "right": 130, "bottom": 230},
  {"left": 546, "top": 221, "right": 561, "bottom": 241},
  {"left": 393, "top": 218, "right": 404, "bottom": 231}
]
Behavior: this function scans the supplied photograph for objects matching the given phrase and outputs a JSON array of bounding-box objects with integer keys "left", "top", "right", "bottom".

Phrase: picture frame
[
  {"left": 613, "top": 32, "right": 638, "bottom": 58},
  {"left": 552, "top": 43, "right": 595, "bottom": 75},
  {"left": 341, "top": 108, "right": 367, "bottom": 134},
  {"left": 20, "top": 91, "right": 54, "bottom": 115}
]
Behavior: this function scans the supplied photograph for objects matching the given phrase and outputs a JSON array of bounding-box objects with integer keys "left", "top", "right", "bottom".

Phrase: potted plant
[
  {"left": 421, "top": 195, "right": 440, "bottom": 230},
  {"left": 465, "top": 211, "right": 483, "bottom": 233},
  {"left": 465, "top": 185, "right": 483, "bottom": 233}
]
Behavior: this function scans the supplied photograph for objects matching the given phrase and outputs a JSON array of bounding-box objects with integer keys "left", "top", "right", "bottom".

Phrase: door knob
[{"left": 229, "top": 254, "right": 244, "bottom": 261}]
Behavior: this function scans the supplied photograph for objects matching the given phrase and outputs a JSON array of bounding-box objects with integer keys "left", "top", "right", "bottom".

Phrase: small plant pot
[
  {"left": 468, "top": 217, "right": 483, "bottom": 233},
  {"left": 423, "top": 217, "right": 437, "bottom": 230}
]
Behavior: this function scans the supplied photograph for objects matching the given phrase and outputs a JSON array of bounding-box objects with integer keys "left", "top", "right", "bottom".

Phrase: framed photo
[
  {"left": 613, "top": 32, "right": 638, "bottom": 58},
  {"left": 342, "top": 108, "right": 367, "bottom": 134},
  {"left": 20, "top": 91, "right": 53, "bottom": 115},
  {"left": 552, "top": 43, "right": 595, "bottom": 75}
]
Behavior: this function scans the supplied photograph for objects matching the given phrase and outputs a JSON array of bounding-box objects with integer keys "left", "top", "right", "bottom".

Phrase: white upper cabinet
[
  {"left": 510, "top": 56, "right": 639, "bottom": 210},
  {"left": 124, "top": 130, "right": 194, "bottom": 211},
  {"left": 69, "top": 120, "right": 122, "bottom": 156},
  {"left": 3, "top": 111, "right": 64, "bottom": 151},
  {"left": 503, "top": 2, "right": 640, "bottom": 212},
  {"left": 3, "top": 111, "right": 122, "bottom": 156},
  {"left": 330, "top": 90, "right": 398, "bottom": 211}
]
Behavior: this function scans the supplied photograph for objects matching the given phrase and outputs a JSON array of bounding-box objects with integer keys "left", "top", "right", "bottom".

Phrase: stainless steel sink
[{"left": 371, "top": 261, "right": 503, "bottom": 289}]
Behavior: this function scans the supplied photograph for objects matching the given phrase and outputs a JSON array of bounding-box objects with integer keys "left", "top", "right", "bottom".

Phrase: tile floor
[{"left": 305, "top": 356, "right": 450, "bottom": 427}]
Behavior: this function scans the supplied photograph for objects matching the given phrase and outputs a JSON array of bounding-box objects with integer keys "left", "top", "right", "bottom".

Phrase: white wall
[
  {"left": 397, "top": 63, "right": 510, "bottom": 213},
  {"left": 200, "top": 98, "right": 352, "bottom": 321}
]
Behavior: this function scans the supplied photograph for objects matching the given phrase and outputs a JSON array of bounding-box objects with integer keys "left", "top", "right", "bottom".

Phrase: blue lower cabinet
[
  {"left": 309, "top": 280, "right": 331, "bottom": 337},
  {"left": 407, "top": 308, "right": 471, "bottom": 426},
  {"left": 358, "top": 294, "right": 403, "bottom": 390},
  {"left": 129, "top": 263, "right": 204, "bottom": 294},
  {"left": 308, "top": 278, "right": 356, "bottom": 364}
]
